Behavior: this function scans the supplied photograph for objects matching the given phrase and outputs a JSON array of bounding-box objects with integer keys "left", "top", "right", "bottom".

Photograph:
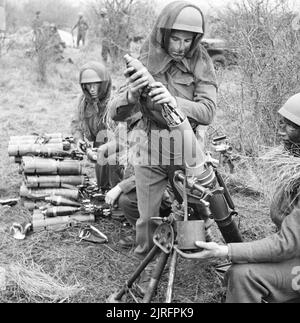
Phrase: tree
[{"left": 88, "top": 0, "right": 156, "bottom": 65}]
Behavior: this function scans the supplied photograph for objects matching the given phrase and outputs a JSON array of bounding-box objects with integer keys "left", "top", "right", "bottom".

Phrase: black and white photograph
[{"left": 0, "top": 0, "right": 300, "bottom": 307}]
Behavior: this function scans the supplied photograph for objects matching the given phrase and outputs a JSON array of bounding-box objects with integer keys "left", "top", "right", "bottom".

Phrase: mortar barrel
[{"left": 170, "top": 118, "right": 206, "bottom": 176}]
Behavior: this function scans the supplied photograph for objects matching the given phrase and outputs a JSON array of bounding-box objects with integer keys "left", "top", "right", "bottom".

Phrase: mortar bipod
[
  {"left": 107, "top": 172, "right": 215, "bottom": 303},
  {"left": 107, "top": 217, "right": 175, "bottom": 304},
  {"left": 108, "top": 168, "right": 242, "bottom": 303}
]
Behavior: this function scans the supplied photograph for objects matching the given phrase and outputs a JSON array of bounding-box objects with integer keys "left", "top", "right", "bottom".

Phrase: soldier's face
[
  {"left": 279, "top": 118, "right": 300, "bottom": 144},
  {"left": 85, "top": 82, "right": 101, "bottom": 100},
  {"left": 168, "top": 30, "right": 194, "bottom": 61}
]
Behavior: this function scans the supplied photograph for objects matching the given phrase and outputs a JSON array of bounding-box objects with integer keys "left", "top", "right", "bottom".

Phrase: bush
[
  {"left": 5, "top": 0, "right": 79, "bottom": 32},
  {"left": 87, "top": 0, "right": 157, "bottom": 67},
  {"left": 213, "top": 0, "right": 300, "bottom": 155}
]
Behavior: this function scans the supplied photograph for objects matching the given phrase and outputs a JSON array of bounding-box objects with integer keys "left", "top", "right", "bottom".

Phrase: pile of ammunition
[
  {"left": 8, "top": 133, "right": 97, "bottom": 231},
  {"left": 19, "top": 156, "right": 89, "bottom": 207},
  {"left": 8, "top": 133, "right": 72, "bottom": 163}
]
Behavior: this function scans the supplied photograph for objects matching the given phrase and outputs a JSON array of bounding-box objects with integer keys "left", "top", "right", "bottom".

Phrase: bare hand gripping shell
[{"left": 124, "top": 54, "right": 206, "bottom": 175}]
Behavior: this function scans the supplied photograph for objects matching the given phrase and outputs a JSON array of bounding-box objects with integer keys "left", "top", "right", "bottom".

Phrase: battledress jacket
[
  {"left": 118, "top": 175, "right": 136, "bottom": 194},
  {"left": 71, "top": 96, "right": 107, "bottom": 144},
  {"left": 109, "top": 0, "right": 217, "bottom": 133},
  {"left": 228, "top": 188, "right": 300, "bottom": 263},
  {"left": 109, "top": 58, "right": 217, "bottom": 132}
]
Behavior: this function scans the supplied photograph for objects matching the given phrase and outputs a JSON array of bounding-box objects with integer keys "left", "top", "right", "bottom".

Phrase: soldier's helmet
[
  {"left": 81, "top": 69, "right": 102, "bottom": 84},
  {"left": 172, "top": 7, "right": 204, "bottom": 34},
  {"left": 78, "top": 12, "right": 84, "bottom": 17},
  {"left": 278, "top": 93, "right": 300, "bottom": 127},
  {"left": 100, "top": 8, "right": 107, "bottom": 16}
]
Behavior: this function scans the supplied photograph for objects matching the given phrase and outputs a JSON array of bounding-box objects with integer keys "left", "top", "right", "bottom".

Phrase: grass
[{"left": 0, "top": 45, "right": 275, "bottom": 303}]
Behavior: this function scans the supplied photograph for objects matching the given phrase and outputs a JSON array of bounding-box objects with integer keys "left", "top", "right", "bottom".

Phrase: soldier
[
  {"left": 105, "top": 165, "right": 174, "bottom": 248},
  {"left": 176, "top": 93, "right": 300, "bottom": 303},
  {"left": 72, "top": 12, "right": 89, "bottom": 48},
  {"left": 32, "top": 11, "right": 42, "bottom": 36},
  {"left": 71, "top": 62, "right": 123, "bottom": 190},
  {"left": 99, "top": 8, "right": 110, "bottom": 63},
  {"left": 48, "top": 23, "right": 65, "bottom": 61},
  {"left": 108, "top": 1, "right": 217, "bottom": 294},
  {"left": 31, "top": 11, "right": 43, "bottom": 50}
]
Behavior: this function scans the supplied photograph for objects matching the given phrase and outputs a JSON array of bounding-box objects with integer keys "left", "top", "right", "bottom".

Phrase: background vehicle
[{"left": 201, "top": 37, "right": 238, "bottom": 69}]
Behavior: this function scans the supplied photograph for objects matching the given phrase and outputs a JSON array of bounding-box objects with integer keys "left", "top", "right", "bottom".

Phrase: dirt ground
[{"left": 0, "top": 46, "right": 276, "bottom": 303}]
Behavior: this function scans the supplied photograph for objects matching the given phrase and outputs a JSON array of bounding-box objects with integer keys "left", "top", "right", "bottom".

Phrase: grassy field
[{"left": 0, "top": 45, "right": 276, "bottom": 303}]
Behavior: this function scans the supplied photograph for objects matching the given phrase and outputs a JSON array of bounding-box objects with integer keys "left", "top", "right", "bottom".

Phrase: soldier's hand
[
  {"left": 125, "top": 66, "right": 149, "bottom": 103},
  {"left": 174, "top": 242, "right": 229, "bottom": 262},
  {"left": 86, "top": 149, "right": 97, "bottom": 163},
  {"left": 77, "top": 139, "right": 86, "bottom": 154},
  {"left": 149, "top": 82, "right": 177, "bottom": 108},
  {"left": 105, "top": 185, "right": 123, "bottom": 206}
]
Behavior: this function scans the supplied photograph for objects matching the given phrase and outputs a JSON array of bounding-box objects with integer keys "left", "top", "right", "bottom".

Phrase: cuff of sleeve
[
  {"left": 118, "top": 178, "right": 136, "bottom": 194},
  {"left": 228, "top": 242, "right": 253, "bottom": 264}
]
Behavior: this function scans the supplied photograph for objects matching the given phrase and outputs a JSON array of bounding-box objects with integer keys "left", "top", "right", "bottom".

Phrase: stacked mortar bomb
[
  {"left": 8, "top": 134, "right": 95, "bottom": 230},
  {"left": 19, "top": 156, "right": 88, "bottom": 206},
  {"left": 8, "top": 133, "right": 69, "bottom": 164}
]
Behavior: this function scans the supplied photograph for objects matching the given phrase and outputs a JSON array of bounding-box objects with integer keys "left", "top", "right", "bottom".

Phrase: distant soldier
[
  {"left": 49, "top": 23, "right": 65, "bottom": 61},
  {"left": 99, "top": 8, "right": 110, "bottom": 63},
  {"left": 31, "top": 11, "right": 43, "bottom": 48},
  {"left": 32, "top": 11, "right": 42, "bottom": 33},
  {"left": 72, "top": 12, "right": 89, "bottom": 48}
]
